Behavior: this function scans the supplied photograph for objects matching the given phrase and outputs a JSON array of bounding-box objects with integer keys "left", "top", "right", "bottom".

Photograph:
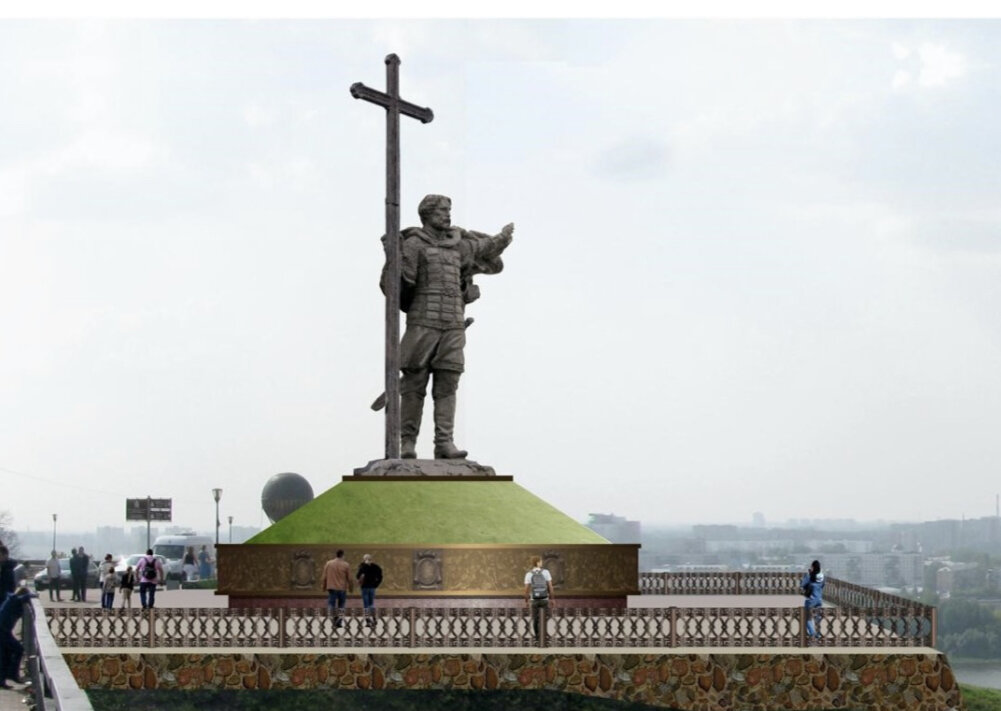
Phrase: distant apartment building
[
  {"left": 586, "top": 513, "right": 641, "bottom": 543},
  {"left": 936, "top": 562, "right": 983, "bottom": 595},
  {"left": 818, "top": 552, "right": 923, "bottom": 587},
  {"left": 891, "top": 516, "right": 1001, "bottom": 555}
]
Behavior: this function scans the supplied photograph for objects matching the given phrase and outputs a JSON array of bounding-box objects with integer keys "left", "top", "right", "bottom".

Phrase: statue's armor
[{"left": 406, "top": 244, "right": 466, "bottom": 330}]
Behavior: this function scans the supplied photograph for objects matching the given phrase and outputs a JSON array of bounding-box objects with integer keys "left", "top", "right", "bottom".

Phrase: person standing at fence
[
  {"left": 801, "top": 559, "right": 825, "bottom": 640},
  {"left": 322, "top": 550, "right": 353, "bottom": 628},
  {"left": 45, "top": 550, "right": 62, "bottom": 602},
  {"left": 0, "top": 546, "right": 18, "bottom": 601},
  {"left": 100, "top": 554, "right": 117, "bottom": 609},
  {"left": 198, "top": 545, "right": 212, "bottom": 580},
  {"left": 524, "top": 556, "right": 554, "bottom": 643},
  {"left": 356, "top": 554, "right": 383, "bottom": 627},
  {"left": 75, "top": 546, "right": 91, "bottom": 602},
  {"left": 120, "top": 565, "right": 135, "bottom": 610},
  {"left": 0, "top": 586, "right": 35, "bottom": 687},
  {"left": 136, "top": 550, "right": 163, "bottom": 610},
  {"left": 183, "top": 547, "right": 197, "bottom": 582},
  {"left": 68, "top": 548, "right": 79, "bottom": 601}
]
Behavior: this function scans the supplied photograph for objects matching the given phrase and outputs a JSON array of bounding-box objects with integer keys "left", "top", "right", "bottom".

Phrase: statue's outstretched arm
[{"left": 480, "top": 222, "right": 514, "bottom": 259}]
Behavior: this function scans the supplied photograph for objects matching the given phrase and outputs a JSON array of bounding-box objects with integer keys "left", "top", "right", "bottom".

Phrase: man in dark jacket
[
  {"left": 73, "top": 546, "right": 91, "bottom": 602},
  {"left": 356, "top": 554, "right": 383, "bottom": 626},
  {"left": 0, "top": 587, "right": 35, "bottom": 687},
  {"left": 0, "top": 546, "right": 18, "bottom": 601}
]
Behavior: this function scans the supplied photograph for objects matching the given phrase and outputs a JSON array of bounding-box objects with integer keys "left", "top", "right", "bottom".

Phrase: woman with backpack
[{"left": 136, "top": 550, "right": 163, "bottom": 610}]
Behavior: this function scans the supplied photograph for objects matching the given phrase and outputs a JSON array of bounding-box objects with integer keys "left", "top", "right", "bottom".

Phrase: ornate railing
[
  {"left": 639, "top": 571, "right": 807, "bottom": 596},
  {"left": 41, "top": 574, "right": 935, "bottom": 650},
  {"left": 45, "top": 602, "right": 934, "bottom": 650},
  {"left": 637, "top": 572, "right": 936, "bottom": 648}
]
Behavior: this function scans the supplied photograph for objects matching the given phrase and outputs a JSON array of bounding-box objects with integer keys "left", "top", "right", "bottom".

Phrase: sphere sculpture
[{"left": 261, "top": 472, "right": 314, "bottom": 523}]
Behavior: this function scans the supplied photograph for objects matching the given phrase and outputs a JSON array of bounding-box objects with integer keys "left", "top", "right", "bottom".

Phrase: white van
[{"left": 152, "top": 533, "right": 215, "bottom": 580}]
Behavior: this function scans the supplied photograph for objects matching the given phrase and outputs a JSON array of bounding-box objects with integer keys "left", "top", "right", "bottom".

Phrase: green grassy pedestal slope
[{"left": 248, "top": 480, "right": 608, "bottom": 545}]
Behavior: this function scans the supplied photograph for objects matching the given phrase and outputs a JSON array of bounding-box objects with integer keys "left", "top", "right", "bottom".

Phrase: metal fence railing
[
  {"left": 45, "top": 601, "right": 934, "bottom": 650},
  {"left": 24, "top": 598, "right": 94, "bottom": 711}
]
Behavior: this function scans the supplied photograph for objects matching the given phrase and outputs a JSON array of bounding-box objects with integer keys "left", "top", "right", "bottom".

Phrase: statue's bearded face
[{"left": 425, "top": 203, "right": 451, "bottom": 231}]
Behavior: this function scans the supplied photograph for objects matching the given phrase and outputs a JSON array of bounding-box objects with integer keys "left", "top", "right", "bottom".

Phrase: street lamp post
[
  {"left": 228, "top": 515, "right": 233, "bottom": 544},
  {"left": 212, "top": 488, "right": 222, "bottom": 548},
  {"left": 51, "top": 513, "right": 57, "bottom": 554}
]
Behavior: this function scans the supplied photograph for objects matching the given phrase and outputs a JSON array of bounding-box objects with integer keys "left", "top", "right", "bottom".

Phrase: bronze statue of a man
[{"left": 382, "top": 194, "right": 514, "bottom": 459}]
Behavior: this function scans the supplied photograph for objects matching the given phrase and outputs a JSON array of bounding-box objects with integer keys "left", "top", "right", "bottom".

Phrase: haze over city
[{"left": 3, "top": 15, "right": 1001, "bottom": 536}]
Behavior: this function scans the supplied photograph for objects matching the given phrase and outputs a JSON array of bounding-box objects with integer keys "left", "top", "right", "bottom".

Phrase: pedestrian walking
[
  {"left": 356, "top": 554, "right": 383, "bottom": 626},
  {"left": 120, "top": 566, "right": 135, "bottom": 610},
  {"left": 136, "top": 550, "right": 163, "bottom": 609},
  {"left": 322, "top": 550, "right": 353, "bottom": 628},
  {"left": 524, "top": 556, "right": 554, "bottom": 644}
]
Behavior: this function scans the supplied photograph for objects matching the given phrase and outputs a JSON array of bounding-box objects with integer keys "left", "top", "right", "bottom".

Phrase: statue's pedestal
[
  {"left": 352, "top": 458, "right": 498, "bottom": 477},
  {"left": 219, "top": 465, "right": 639, "bottom": 609}
]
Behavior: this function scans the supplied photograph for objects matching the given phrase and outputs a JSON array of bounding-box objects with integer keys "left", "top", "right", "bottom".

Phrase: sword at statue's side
[{"left": 370, "top": 317, "right": 474, "bottom": 412}]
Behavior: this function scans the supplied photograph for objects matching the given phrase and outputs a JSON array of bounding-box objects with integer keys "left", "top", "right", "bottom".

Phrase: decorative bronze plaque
[
  {"left": 413, "top": 550, "right": 443, "bottom": 590},
  {"left": 290, "top": 551, "right": 316, "bottom": 589},
  {"left": 542, "top": 550, "right": 565, "bottom": 590}
]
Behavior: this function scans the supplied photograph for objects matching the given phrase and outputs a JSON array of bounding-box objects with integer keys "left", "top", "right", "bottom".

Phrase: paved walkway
[{"left": 37, "top": 588, "right": 229, "bottom": 610}]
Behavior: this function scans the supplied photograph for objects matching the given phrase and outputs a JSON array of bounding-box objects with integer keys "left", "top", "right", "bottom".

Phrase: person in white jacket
[{"left": 45, "top": 552, "right": 62, "bottom": 602}]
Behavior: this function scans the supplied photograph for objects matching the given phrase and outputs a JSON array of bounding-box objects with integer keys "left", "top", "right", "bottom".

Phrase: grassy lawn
[
  {"left": 249, "top": 481, "right": 609, "bottom": 545},
  {"left": 961, "top": 683, "right": 1001, "bottom": 711}
]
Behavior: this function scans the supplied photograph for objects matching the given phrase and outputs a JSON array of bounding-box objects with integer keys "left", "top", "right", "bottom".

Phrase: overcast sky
[{"left": 2, "top": 17, "right": 1001, "bottom": 536}]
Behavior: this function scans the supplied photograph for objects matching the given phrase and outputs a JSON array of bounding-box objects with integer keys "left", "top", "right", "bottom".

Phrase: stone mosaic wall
[{"left": 67, "top": 651, "right": 963, "bottom": 711}]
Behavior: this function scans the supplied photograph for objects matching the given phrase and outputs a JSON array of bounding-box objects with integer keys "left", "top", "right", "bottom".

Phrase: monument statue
[
  {"left": 382, "top": 195, "right": 514, "bottom": 459},
  {"left": 350, "top": 55, "right": 513, "bottom": 466}
]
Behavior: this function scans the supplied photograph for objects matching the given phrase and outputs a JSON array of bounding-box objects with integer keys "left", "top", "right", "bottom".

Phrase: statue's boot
[
  {"left": 433, "top": 392, "right": 467, "bottom": 459},
  {"left": 400, "top": 392, "right": 424, "bottom": 459}
]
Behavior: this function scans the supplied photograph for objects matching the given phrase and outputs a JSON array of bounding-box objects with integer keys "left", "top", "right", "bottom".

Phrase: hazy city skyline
[{"left": 4, "top": 18, "right": 1001, "bottom": 534}]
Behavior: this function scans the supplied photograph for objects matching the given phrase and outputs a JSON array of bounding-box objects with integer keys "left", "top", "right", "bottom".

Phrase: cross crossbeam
[{"left": 349, "top": 82, "right": 434, "bottom": 124}]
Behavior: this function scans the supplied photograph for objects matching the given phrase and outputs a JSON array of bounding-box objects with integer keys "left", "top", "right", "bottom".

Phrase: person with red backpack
[{"left": 136, "top": 549, "right": 163, "bottom": 610}]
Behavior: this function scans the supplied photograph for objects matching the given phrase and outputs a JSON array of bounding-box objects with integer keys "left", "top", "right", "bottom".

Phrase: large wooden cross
[{"left": 350, "top": 54, "right": 434, "bottom": 459}]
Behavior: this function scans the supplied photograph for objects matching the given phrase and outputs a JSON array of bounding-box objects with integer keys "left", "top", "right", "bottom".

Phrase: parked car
[
  {"left": 114, "top": 554, "right": 169, "bottom": 586},
  {"left": 33, "top": 558, "right": 100, "bottom": 591}
]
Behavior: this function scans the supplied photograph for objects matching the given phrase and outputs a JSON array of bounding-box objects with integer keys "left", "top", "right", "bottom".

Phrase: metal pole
[
  {"left": 146, "top": 496, "right": 151, "bottom": 550},
  {"left": 51, "top": 513, "right": 57, "bottom": 553},
  {"left": 384, "top": 54, "right": 402, "bottom": 459},
  {"left": 228, "top": 515, "right": 233, "bottom": 544}
]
